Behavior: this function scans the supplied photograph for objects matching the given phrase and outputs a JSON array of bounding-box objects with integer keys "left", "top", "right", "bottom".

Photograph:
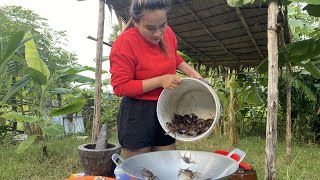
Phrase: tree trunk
[
  {"left": 11, "top": 76, "right": 18, "bottom": 135},
  {"left": 57, "top": 93, "right": 62, "bottom": 108},
  {"left": 265, "top": 1, "right": 279, "bottom": 179},
  {"left": 92, "top": 0, "right": 105, "bottom": 143},
  {"left": 228, "top": 70, "right": 238, "bottom": 146},
  {"left": 285, "top": 48, "right": 292, "bottom": 164},
  {"left": 228, "top": 75, "right": 234, "bottom": 145},
  {"left": 282, "top": 4, "right": 292, "bottom": 164},
  {"left": 224, "top": 68, "right": 230, "bottom": 137}
]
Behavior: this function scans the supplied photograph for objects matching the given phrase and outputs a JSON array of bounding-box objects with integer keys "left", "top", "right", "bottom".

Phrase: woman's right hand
[{"left": 160, "top": 74, "right": 182, "bottom": 90}]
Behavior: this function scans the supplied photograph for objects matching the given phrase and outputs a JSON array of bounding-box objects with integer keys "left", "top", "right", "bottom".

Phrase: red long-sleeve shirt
[{"left": 109, "top": 26, "right": 184, "bottom": 100}]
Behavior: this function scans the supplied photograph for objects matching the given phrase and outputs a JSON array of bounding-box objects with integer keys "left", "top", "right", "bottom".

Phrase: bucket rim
[{"left": 157, "top": 77, "right": 221, "bottom": 142}]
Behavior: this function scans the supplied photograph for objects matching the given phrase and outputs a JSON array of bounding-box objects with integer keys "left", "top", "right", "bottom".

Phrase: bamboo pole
[
  {"left": 92, "top": 0, "right": 105, "bottom": 143},
  {"left": 265, "top": 0, "right": 279, "bottom": 179}
]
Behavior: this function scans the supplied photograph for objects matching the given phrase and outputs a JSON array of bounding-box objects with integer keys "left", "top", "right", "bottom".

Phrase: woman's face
[{"left": 134, "top": 9, "right": 167, "bottom": 44}]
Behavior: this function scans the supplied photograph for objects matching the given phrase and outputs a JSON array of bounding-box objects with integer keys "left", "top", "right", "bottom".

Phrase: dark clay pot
[
  {"left": 228, "top": 167, "right": 258, "bottom": 180},
  {"left": 78, "top": 143, "right": 121, "bottom": 177}
]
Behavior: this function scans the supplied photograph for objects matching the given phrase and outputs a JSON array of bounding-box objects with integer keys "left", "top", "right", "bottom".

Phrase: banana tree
[
  {"left": 0, "top": 31, "right": 33, "bottom": 104},
  {"left": 1, "top": 32, "right": 88, "bottom": 156},
  {"left": 0, "top": 31, "right": 34, "bottom": 141},
  {"left": 207, "top": 69, "right": 265, "bottom": 145}
]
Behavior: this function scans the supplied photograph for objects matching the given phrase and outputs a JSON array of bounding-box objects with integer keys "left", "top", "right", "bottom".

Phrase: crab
[
  {"left": 177, "top": 168, "right": 199, "bottom": 180},
  {"left": 141, "top": 168, "right": 159, "bottom": 180},
  {"left": 167, "top": 113, "right": 215, "bottom": 137},
  {"left": 178, "top": 151, "right": 196, "bottom": 164},
  {"left": 165, "top": 122, "right": 180, "bottom": 136}
]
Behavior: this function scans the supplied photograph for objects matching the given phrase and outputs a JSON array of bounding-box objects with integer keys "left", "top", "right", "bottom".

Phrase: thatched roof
[{"left": 105, "top": 0, "right": 289, "bottom": 69}]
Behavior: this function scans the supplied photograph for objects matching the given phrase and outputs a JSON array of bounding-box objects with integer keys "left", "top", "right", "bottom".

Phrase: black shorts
[{"left": 117, "top": 97, "right": 175, "bottom": 150}]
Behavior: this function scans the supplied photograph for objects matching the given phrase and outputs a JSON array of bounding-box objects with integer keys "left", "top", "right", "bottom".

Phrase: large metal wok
[{"left": 112, "top": 148, "right": 245, "bottom": 180}]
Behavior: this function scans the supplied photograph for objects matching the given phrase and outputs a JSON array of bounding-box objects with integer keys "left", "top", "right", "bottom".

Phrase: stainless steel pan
[{"left": 112, "top": 148, "right": 245, "bottom": 180}]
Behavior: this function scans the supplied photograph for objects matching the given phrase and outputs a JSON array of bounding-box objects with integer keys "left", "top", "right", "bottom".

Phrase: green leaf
[
  {"left": 50, "top": 88, "right": 73, "bottom": 94},
  {"left": 0, "top": 31, "right": 27, "bottom": 76},
  {"left": 22, "top": 67, "right": 47, "bottom": 85},
  {"left": 38, "top": 117, "right": 47, "bottom": 127},
  {"left": 287, "top": 40, "right": 311, "bottom": 57},
  {"left": 298, "top": 62, "right": 320, "bottom": 79},
  {"left": 57, "top": 66, "right": 93, "bottom": 75},
  {"left": 303, "top": 4, "right": 320, "bottom": 17},
  {"left": 49, "top": 99, "right": 86, "bottom": 116},
  {"left": 255, "top": 57, "right": 268, "bottom": 73},
  {"left": 24, "top": 31, "right": 50, "bottom": 81},
  {"left": 2, "top": 112, "right": 23, "bottom": 121},
  {"left": 59, "top": 74, "right": 95, "bottom": 84},
  {"left": 288, "top": 19, "right": 306, "bottom": 28},
  {"left": 309, "top": 28, "right": 320, "bottom": 38},
  {"left": 246, "top": 90, "right": 264, "bottom": 106},
  {"left": 5, "top": 75, "right": 13, "bottom": 90},
  {"left": 102, "top": 78, "right": 111, "bottom": 86},
  {"left": 16, "top": 135, "right": 38, "bottom": 154},
  {"left": 1, "top": 31, "right": 25, "bottom": 63},
  {"left": 288, "top": 0, "right": 320, "bottom": 5},
  {"left": 227, "top": 0, "right": 255, "bottom": 7},
  {"left": 2, "top": 76, "right": 30, "bottom": 104},
  {"left": 43, "top": 124, "right": 64, "bottom": 136},
  {"left": 249, "top": 108, "right": 258, "bottom": 118},
  {"left": 23, "top": 116, "right": 38, "bottom": 123},
  {"left": 294, "top": 79, "right": 316, "bottom": 101},
  {"left": 2, "top": 113, "right": 37, "bottom": 123},
  {"left": 256, "top": 39, "right": 320, "bottom": 73}
]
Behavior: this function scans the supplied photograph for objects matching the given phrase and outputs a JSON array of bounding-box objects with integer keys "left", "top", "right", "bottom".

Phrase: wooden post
[
  {"left": 228, "top": 69, "right": 237, "bottom": 146},
  {"left": 92, "top": 0, "right": 105, "bottom": 143},
  {"left": 283, "top": 4, "right": 292, "bottom": 164},
  {"left": 285, "top": 48, "right": 292, "bottom": 164},
  {"left": 228, "top": 70, "right": 234, "bottom": 145},
  {"left": 265, "top": 1, "right": 279, "bottom": 179},
  {"left": 224, "top": 68, "right": 230, "bottom": 137}
]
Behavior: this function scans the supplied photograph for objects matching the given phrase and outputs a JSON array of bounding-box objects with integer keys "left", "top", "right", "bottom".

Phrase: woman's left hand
[
  {"left": 177, "top": 62, "right": 203, "bottom": 79},
  {"left": 189, "top": 71, "right": 203, "bottom": 79}
]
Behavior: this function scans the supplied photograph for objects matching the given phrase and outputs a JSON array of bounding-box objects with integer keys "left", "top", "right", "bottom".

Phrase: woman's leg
[
  {"left": 122, "top": 147, "right": 152, "bottom": 159},
  {"left": 151, "top": 142, "right": 176, "bottom": 151}
]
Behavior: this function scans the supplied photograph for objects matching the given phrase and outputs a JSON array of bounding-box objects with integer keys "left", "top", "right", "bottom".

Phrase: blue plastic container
[{"left": 114, "top": 166, "right": 138, "bottom": 180}]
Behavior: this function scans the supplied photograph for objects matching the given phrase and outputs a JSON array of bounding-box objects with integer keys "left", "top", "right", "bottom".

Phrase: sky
[{"left": 0, "top": 0, "right": 117, "bottom": 80}]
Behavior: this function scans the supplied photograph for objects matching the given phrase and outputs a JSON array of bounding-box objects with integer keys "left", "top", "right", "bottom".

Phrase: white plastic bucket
[{"left": 157, "top": 78, "right": 221, "bottom": 141}]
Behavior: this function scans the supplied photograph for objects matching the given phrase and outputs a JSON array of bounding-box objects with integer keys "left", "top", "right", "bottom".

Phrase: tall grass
[{"left": 0, "top": 134, "right": 319, "bottom": 180}]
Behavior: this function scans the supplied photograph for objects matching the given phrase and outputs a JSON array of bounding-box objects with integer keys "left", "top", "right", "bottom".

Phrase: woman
[{"left": 109, "top": 0, "right": 202, "bottom": 159}]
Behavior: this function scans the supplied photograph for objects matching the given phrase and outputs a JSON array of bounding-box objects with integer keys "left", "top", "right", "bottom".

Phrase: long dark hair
[{"left": 124, "top": 0, "right": 171, "bottom": 55}]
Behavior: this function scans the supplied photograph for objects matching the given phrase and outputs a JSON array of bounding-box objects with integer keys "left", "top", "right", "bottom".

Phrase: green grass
[
  {"left": 0, "top": 134, "right": 319, "bottom": 180},
  {"left": 177, "top": 135, "right": 320, "bottom": 180}
]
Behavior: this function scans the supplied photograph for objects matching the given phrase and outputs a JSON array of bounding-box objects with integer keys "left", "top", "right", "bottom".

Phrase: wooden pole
[
  {"left": 265, "top": 0, "right": 279, "bottom": 179},
  {"left": 92, "top": 0, "right": 105, "bottom": 143},
  {"left": 285, "top": 44, "right": 292, "bottom": 164},
  {"left": 283, "top": 4, "right": 292, "bottom": 164}
]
